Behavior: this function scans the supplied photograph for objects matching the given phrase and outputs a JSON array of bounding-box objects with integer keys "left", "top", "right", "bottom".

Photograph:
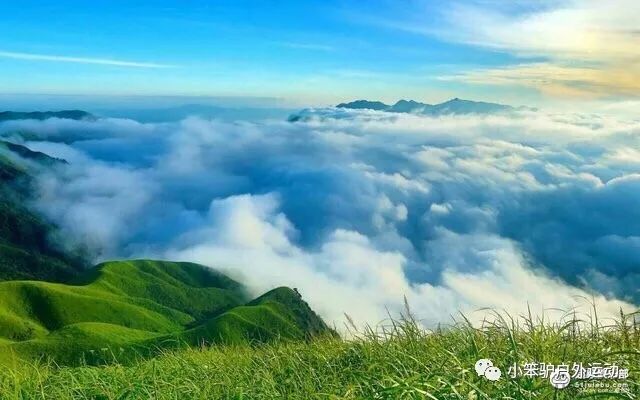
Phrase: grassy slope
[
  {"left": 0, "top": 260, "right": 332, "bottom": 365},
  {"left": 185, "top": 289, "right": 304, "bottom": 345},
  {"left": 0, "top": 317, "right": 637, "bottom": 399}
]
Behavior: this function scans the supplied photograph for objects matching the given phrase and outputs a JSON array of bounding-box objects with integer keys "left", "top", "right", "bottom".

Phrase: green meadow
[{"left": 0, "top": 308, "right": 638, "bottom": 399}]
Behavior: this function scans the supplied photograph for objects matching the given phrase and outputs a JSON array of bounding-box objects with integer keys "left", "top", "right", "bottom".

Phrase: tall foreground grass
[{"left": 1, "top": 308, "right": 639, "bottom": 399}]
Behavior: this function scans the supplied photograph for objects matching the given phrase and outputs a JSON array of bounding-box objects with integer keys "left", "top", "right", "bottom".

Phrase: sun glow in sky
[{"left": 1, "top": 1, "right": 638, "bottom": 107}]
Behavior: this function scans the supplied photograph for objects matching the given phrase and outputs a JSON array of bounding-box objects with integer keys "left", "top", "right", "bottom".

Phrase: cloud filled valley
[{"left": 2, "top": 108, "right": 639, "bottom": 328}]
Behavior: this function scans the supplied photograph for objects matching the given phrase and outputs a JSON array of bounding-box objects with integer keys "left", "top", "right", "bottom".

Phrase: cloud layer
[{"left": 3, "top": 109, "right": 639, "bottom": 328}]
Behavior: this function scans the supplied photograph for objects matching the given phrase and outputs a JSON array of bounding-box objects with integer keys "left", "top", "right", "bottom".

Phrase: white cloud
[
  {"left": 167, "top": 195, "right": 632, "bottom": 328},
  {"left": 5, "top": 108, "right": 639, "bottom": 329},
  {"left": 439, "top": 1, "right": 640, "bottom": 61},
  {"left": 0, "top": 50, "right": 174, "bottom": 68}
]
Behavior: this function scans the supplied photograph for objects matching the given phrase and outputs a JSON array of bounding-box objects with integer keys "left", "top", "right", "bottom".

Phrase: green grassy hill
[
  {"left": 0, "top": 260, "right": 333, "bottom": 365},
  {"left": 184, "top": 287, "right": 325, "bottom": 345}
]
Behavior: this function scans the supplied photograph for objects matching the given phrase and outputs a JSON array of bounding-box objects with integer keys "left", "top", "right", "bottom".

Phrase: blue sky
[{"left": 0, "top": 1, "right": 637, "bottom": 107}]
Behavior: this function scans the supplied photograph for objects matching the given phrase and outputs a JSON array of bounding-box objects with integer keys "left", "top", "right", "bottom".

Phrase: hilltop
[{"left": 0, "top": 259, "right": 333, "bottom": 365}]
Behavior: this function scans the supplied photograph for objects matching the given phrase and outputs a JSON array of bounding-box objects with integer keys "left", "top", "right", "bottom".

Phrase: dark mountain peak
[
  {"left": 336, "top": 100, "right": 389, "bottom": 111},
  {"left": 394, "top": 99, "right": 422, "bottom": 106},
  {"left": 389, "top": 99, "right": 430, "bottom": 113}
]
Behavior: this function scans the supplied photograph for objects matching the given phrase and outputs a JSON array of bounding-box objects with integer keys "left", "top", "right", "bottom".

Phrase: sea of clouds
[{"left": 2, "top": 108, "right": 639, "bottom": 328}]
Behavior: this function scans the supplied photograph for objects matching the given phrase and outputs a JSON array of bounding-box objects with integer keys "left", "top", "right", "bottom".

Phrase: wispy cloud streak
[{"left": 0, "top": 50, "right": 174, "bottom": 68}]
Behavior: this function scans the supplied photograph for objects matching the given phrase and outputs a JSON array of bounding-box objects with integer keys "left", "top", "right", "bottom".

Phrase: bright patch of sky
[{"left": 0, "top": 1, "right": 637, "bottom": 108}]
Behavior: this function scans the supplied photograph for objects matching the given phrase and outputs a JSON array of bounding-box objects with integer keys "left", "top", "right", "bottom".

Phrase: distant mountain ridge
[
  {"left": 0, "top": 110, "right": 94, "bottom": 122},
  {"left": 336, "top": 98, "right": 534, "bottom": 115}
]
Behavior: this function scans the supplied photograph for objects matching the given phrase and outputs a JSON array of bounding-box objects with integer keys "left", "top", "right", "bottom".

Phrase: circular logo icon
[
  {"left": 475, "top": 359, "right": 493, "bottom": 376},
  {"left": 549, "top": 369, "right": 571, "bottom": 389},
  {"left": 484, "top": 366, "right": 502, "bottom": 381}
]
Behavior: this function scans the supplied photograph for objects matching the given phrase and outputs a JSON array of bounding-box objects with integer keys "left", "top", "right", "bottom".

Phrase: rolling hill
[{"left": 0, "top": 260, "right": 333, "bottom": 365}]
